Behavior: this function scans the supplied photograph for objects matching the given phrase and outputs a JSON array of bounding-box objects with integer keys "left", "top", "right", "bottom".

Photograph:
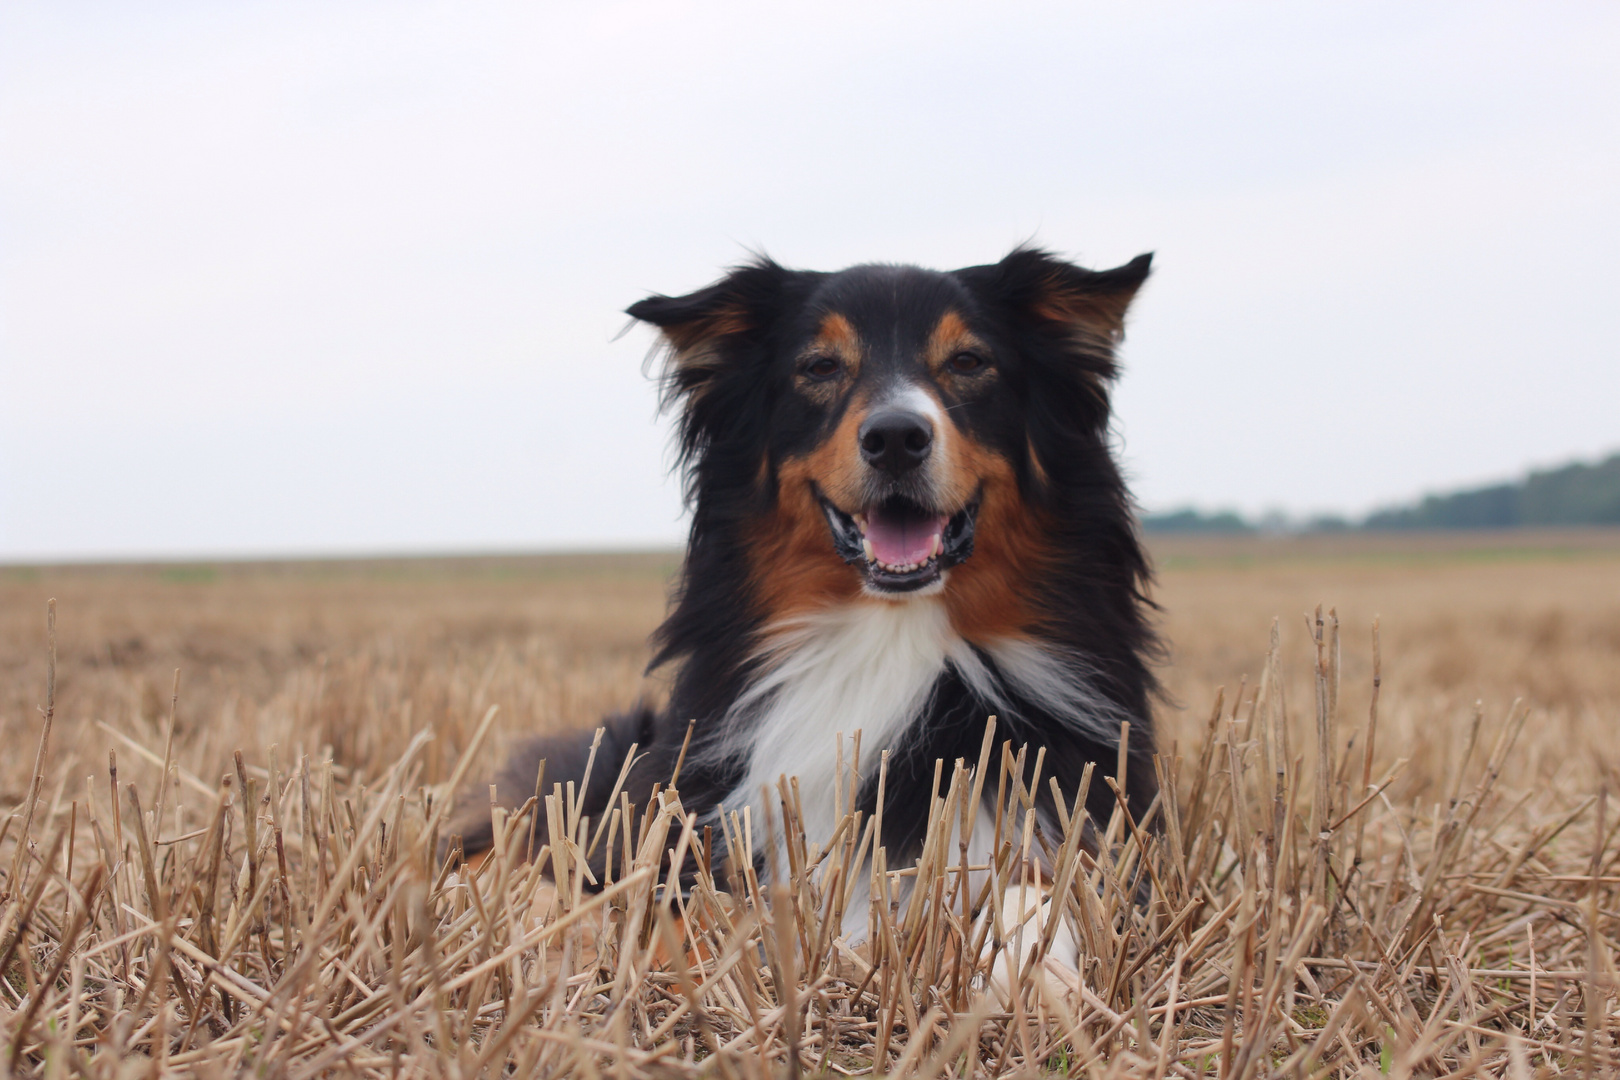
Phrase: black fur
[{"left": 453, "top": 247, "right": 1161, "bottom": 882}]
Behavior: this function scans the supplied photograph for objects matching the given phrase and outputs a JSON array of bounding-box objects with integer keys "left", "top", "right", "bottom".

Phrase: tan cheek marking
[
  {"left": 943, "top": 435, "right": 1053, "bottom": 642},
  {"left": 750, "top": 458, "right": 863, "bottom": 623},
  {"left": 748, "top": 387, "right": 880, "bottom": 623},
  {"left": 928, "top": 388, "right": 982, "bottom": 513},
  {"left": 795, "top": 391, "right": 872, "bottom": 512}
]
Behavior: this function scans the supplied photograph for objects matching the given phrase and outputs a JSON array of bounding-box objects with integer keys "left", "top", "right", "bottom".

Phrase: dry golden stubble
[{"left": 0, "top": 536, "right": 1616, "bottom": 1076}]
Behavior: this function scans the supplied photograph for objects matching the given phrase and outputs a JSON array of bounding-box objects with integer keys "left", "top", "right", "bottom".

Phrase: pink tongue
[{"left": 865, "top": 511, "right": 947, "bottom": 567}]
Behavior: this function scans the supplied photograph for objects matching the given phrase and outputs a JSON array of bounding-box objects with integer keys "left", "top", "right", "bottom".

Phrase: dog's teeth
[
  {"left": 861, "top": 538, "right": 875, "bottom": 562},
  {"left": 930, "top": 533, "right": 942, "bottom": 558}
]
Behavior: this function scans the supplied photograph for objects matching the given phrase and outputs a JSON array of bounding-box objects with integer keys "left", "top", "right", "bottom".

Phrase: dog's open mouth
[{"left": 819, "top": 493, "right": 978, "bottom": 593}]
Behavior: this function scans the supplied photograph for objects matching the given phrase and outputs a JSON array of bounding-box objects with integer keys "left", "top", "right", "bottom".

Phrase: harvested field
[{"left": 0, "top": 529, "right": 1617, "bottom": 1077}]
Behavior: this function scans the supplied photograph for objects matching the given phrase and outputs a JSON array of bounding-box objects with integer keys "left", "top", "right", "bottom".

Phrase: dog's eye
[
  {"left": 802, "top": 355, "right": 842, "bottom": 380},
  {"left": 948, "top": 351, "right": 987, "bottom": 374}
]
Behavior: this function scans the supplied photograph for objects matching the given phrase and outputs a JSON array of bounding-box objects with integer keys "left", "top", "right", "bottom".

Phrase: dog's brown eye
[
  {"left": 803, "top": 355, "right": 842, "bottom": 380},
  {"left": 949, "top": 351, "right": 986, "bottom": 374}
]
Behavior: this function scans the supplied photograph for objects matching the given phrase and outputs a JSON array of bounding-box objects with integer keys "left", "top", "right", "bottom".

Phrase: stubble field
[{"left": 0, "top": 529, "right": 1617, "bottom": 1077}]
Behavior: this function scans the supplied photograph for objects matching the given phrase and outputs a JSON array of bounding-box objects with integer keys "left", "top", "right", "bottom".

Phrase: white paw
[{"left": 983, "top": 880, "right": 1082, "bottom": 1004}]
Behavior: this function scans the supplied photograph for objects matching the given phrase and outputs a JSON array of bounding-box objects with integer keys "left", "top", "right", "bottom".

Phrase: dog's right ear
[{"left": 627, "top": 258, "right": 794, "bottom": 407}]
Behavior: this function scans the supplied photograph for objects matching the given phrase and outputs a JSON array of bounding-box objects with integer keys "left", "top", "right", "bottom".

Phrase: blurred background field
[{"left": 4, "top": 528, "right": 1617, "bottom": 808}]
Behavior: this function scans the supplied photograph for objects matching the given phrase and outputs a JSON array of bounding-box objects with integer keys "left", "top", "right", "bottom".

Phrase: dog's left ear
[
  {"left": 961, "top": 247, "right": 1152, "bottom": 342},
  {"left": 627, "top": 259, "right": 795, "bottom": 406}
]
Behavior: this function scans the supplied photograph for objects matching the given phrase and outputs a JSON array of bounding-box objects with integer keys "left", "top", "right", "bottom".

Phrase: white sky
[{"left": 3, "top": 2, "right": 1617, "bottom": 560}]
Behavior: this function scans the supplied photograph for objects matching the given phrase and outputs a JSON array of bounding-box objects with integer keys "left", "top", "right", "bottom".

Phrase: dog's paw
[{"left": 982, "top": 882, "right": 1083, "bottom": 1005}]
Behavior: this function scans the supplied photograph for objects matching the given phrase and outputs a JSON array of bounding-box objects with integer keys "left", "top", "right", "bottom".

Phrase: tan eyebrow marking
[
  {"left": 925, "top": 310, "right": 990, "bottom": 373},
  {"left": 803, "top": 312, "right": 864, "bottom": 376}
]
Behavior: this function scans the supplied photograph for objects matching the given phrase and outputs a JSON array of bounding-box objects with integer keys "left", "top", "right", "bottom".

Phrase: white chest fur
[
  {"left": 700, "top": 597, "right": 1124, "bottom": 952},
  {"left": 706, "top": 597, "right": 1124, "bottom": 873},
  {"left": 716, "top": 598, "right": 973, "bottom": 847}
]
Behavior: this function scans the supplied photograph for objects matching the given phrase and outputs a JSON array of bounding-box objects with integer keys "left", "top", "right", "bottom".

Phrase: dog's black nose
[{"left": 859, "top": 410, "right": 933, "bottom": 474}]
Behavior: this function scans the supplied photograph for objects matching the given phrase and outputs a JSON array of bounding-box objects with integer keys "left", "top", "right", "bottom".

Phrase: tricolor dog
[{"left": 454, "top": 247, "right": 1161, "bottom": 959}]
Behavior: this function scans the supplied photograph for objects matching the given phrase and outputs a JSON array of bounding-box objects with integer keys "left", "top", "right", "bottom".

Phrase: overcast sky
[{"left": 2, "top": 2, "right": 1616, "bottom": 560}]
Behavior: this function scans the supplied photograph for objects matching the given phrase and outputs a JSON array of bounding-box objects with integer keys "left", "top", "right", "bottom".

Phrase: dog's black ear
[
  {"left": 627, "top": 259, "right": 795, "bottom": 406},
  {"left": 962, "top": 247, "right": 1152, "bottom": 343}
]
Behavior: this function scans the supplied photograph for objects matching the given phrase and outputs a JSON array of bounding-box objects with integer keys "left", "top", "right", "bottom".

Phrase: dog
[{"left": 452, "top": 246, "right": 1160, "bottom": 947}]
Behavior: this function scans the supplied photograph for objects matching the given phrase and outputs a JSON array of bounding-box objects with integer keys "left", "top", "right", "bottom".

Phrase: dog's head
[{"left": 630, "top": 247, "right": 1150, "bottom": 629}]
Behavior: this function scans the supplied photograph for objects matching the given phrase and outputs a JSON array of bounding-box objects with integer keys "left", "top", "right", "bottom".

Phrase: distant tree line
[{"left": 1144, "top": 451, "right": 1620, "bottom": 533}]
